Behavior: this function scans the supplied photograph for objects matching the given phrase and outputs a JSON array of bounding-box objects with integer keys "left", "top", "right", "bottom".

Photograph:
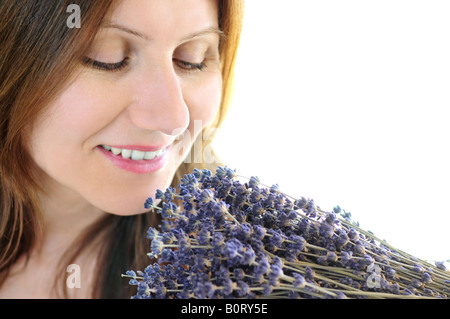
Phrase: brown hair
[{"left": 0, "top": 0, "right": 244, "bottom": 298}]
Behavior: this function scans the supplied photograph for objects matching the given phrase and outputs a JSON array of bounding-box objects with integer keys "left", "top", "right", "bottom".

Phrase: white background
[{"left": 214, "top": 0, "right": 450, "bottom": 264}]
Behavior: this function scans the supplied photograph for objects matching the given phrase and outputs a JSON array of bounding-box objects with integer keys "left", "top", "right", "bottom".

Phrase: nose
[{"left": 127, "top": 60, "right": 190, "bottom": 137}]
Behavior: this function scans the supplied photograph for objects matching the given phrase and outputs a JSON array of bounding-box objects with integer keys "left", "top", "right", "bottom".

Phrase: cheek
[
  {"left": 28, "top": 86, "right": 92, "bottom": 173},
  {"left": 34, "top": 78, "right": 127, "bottom": 146},
  {"left": 27, "top": 78, "right": 142, "bottom": 213},
  {"left": 185, "top": 72, "right": 222, "bottom": 131}
]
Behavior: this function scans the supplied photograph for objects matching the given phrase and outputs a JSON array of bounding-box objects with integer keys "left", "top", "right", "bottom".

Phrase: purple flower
[
  {"left": 412, "top": 279, "right": 422, "bottom": 289},
  {"left": 221, "top": 277, "right": 234, "bottom": 296},
  {"left": 252, "top": 224, "right": 266, "bottom": 241},
  {"left": 236, "top": 280, "right": 250, "bottom": 297},
  {"left": 354, "top": 243, "right": 366, "bottom": 255},
  {"left": 224, "top": 238, "right": 242, "bottom": 259},
  {"left": 412, "top": 264, "right": 423, "bottom": 273},
  {"left": 163, "top": 187, "right": 177, "bottom": 202},
  {"left": 126, "top": 166, "right": 450, "bottom": 299},
  {"left": 403, "top": 288, "right": 413, "bottom": 296},
  {"left": 248, "top": 176, "right": 260, "bottom": 189},
  {"left": 150, "top": 238, "right": 164, "bottom": 255},
  {"left": 211, "top": 232, "right": 224, "bottom": 249},
  {"left": 347, "top": 228, "right": 358, "bottom": 241},
  {"left": 385, "top": 267, "right": 397, "bottom": 280},
  {"left": 197, "top": 227, "right": 211, "bottom": 246},
  {"left": 146, "top": 227, "right": 159, "bottom": 240},
  {"left": 422, "top": 272, "right": 432, "bottom": 284},
  {"left": 304, "top": 266, "right": 314, "bottom": 281},
  {"left": 326, "top": 251, "right": 338, "bottom": 263},
  {"left": 293, "top": 272, "right": 305, "bottom": 288},
  {"left": 390, "top": 283, "right": 400, "bottom": 294},
  {"left": 436, "top": 261, "right": 447, "bottom": 271},
  {"left": 193, "top": 168, "right": 212, "bottom": 183},
  {"left": 161, "top": 248, "right": 176, "bottom": 263},
  {"left": 249, "top": 190, "right": 263, "bottom": 204},
  {"left": 161, "top": 202, "right": 178, "bottom": 218},
  {"left": 261, "top": 283, "right": 272, "bottom": 296},
  {"left": 334, "top": 229, "right": 349, "bottom": 249},
  {"left": 144, "top": 197, "right": 154, "bottom": 209},
  {"left": 199, "top": 189, "right": 214, "bottom": 203},
  {"left": 317, "top": 256, "right": 327, "bottom": 265},
  {"left": 265, "top": 229, "right": 283, "bottom": 249},
  {"left": 253, "top": 253, "right": 270, "bottom": 281},
  {"left": 240, "top": 245, "right": 256, "bottom": 265},
  {"left": 287, "top": 234, "right": 306, "bottom": 253},
  {"left": 233, "top": 268, "right": 245, "bottom": 281},
  {"left": 319, "top": 222, "right": 334, "bottom": 239},
  {"left": 193, "top": 281, "right": 215, "bottom": 299},
  {"left": 155, "top": 189, "right": 165, "bottom": 199},
  {"left": 294, "top": 197, "right": 307, "bottom": 209},
  {"left": 325, "top": 212, "right": 337, "bottom": 225},
  {"left": 134, "top": 281, "right": 149, "bottom": 298},
  {"left": 269, "top": 264, "right": 283, "bottom": 286}
]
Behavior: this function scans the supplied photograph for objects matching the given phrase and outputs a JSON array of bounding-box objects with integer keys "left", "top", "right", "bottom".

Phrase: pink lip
[{"left": 97, "top": 145, "right": 170, "bottom": 174}]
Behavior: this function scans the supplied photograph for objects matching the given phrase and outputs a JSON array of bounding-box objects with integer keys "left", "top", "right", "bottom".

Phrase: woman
[{"left": 0, "top": 0, "right": 243, "bottom": 298}]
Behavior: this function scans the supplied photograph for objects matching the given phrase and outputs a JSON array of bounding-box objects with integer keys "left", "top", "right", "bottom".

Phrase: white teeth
[
  {"left": 144, "top": 151, "right": 157, "bottom": 160},
  {"left": 111, "top": 147, "right": 121, "bottom": 155},
  {"left": 131, "top": 150, "right": 145, "bottom": 160},
  {"left": 101, "top": 145, "right": 166, "bottom": 161},
  {"left": 121, "top": 149, "right": 132, "bottom": 159}
]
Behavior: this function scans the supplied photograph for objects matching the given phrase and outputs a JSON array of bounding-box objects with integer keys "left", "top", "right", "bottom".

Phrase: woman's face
[{"left": 28, "top": 0, "right": 222, "bottom": 215}]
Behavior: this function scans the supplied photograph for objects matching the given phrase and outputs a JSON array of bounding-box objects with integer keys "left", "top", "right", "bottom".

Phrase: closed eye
[
  {"left": 82, "top": 57, "right": 207, "bottom": 73},
  {"left": 82, "top": 57, "right": 130, "bottom": 72},
  {"left": 174, "top": 59, "right": 206, "bottom": 72}
]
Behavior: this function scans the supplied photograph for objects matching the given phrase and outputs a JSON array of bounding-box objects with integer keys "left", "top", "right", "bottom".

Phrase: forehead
[{"left": 106, "top": 0, "right": 220, "bottom": 42}]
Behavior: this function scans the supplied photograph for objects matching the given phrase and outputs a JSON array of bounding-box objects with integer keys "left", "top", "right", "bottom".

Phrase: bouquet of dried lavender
[{"left": 124, "top": 166, "right": 450, "bottom": 299}]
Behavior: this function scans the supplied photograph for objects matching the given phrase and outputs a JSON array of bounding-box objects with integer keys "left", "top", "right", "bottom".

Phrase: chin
[
  {"left": 85, "top": 163, "right": 179, "bottom": 216},
  {"left": 95, "top": 183, "right": 168, "bottom": 216},
  {"left": 100, "top": 200, "right": 152, "bottom": 216}
]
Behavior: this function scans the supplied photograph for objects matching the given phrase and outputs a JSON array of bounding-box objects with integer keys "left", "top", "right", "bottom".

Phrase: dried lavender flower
[{"left": 124, "top": 166, "right": 450, "bottom": 299}]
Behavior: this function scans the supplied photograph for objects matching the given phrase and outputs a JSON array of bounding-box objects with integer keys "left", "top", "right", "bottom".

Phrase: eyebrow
[{"left": 101, "top": 22, "right": 224, "bottom": 44}]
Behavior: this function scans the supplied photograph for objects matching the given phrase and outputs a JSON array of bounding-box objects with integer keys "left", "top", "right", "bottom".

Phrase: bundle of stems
[{"left": 124, "top": 166, "right": 450, "bottom": 299}]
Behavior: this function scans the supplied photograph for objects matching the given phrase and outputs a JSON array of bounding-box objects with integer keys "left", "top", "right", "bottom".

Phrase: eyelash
[
  {"left": 174, "top": 59, "right": 207, "bottom": 72},
  {"left": 82, "top": 57, "right": 130, "bottom": 72},
  {"left": 82, "top": 57, "right": 206, "bottom": 73}
]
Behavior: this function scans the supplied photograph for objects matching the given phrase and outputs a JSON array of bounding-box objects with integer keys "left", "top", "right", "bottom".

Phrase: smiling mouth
[{"left": 100, "top": 144, "right": 169, "bottom": 161}]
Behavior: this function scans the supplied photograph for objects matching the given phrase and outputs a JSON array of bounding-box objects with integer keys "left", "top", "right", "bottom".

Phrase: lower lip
[{"left": 97, "top": 146, "right": 170, "bottom": 174}]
